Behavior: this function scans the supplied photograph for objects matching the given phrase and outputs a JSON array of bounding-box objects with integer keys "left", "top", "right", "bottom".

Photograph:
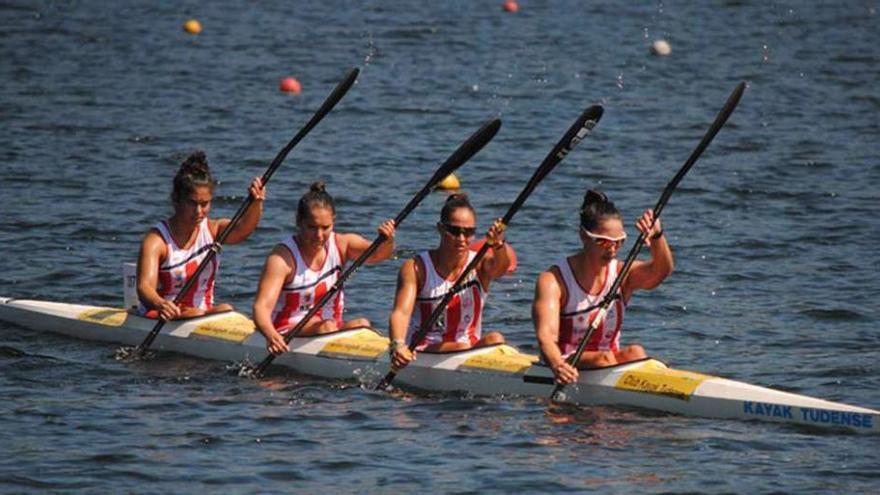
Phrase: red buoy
[{"left": 279, "top": 77, "right": 302, "bottom": 94}]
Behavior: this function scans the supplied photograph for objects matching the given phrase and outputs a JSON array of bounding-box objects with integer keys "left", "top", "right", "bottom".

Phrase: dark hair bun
[
  {"left": 582, "top": 189, "right": 608, "bottom": 207},
  {"left": 445, "top": 192, "right": 469, "bottom": 203},
  {"left": 579, "top": 187, "right": 620, "bottom": 230},
  {"left": 171, "top": 151, "right": 213, "bottom": 203},
  {"left": 179, "top": 151, "right": 210, "bottom": 175},
  {"left": 309, "top": 181, "right": 327, "bottom": 194}
]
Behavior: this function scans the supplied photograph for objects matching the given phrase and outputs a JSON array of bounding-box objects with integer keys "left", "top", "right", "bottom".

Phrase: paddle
[
  {"left": 550, "top": 82, "right": 746, "bottom": 401},
  {"left": 247, "top": 118, "right": 503, "bottom": 377},
  {"left": 376, "top": 104, "right": 605, "bottom": 391},
  {"left": 126, "top": 67, "right": 360, "bottom": 359}
]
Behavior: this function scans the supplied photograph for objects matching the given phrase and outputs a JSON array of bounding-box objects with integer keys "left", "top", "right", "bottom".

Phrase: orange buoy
[
  {"left": 502, "top": 0, "right": 519, "bottom": 13},
  {"left": 279, "top": 77, "right": 302, "bottom": 94},
  {"left": 471, "top": 238, "right": 518, "bottom": 274},
  {"left": 183, "top": 19, "right": 202, "bottom": 35},
  {"left": 436, "top": 173, "right": 461, "bottom": 190}
]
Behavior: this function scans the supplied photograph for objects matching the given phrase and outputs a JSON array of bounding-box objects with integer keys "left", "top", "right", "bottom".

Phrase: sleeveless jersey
[
  {"left": 407, "top": 251, "right": 486, "bottom": 350},
  {"left": 138, "top": 218, "right": 217, "bottom": 314},
  {"left": 556, "top": 258, "right": 625, "bottom": 356},
  {"left": 271, "top": 233, "right": 345, "bottom": 331}
]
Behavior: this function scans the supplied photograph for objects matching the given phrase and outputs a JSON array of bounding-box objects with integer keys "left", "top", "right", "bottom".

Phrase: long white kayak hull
[{"left": 1, "top": 297, "right": 877, "bottom": 434}]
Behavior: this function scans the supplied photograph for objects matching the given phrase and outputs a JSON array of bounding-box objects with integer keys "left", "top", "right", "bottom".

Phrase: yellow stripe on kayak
[
  {"left": 461, "top": 345, "right": 539, "bottom": 373},
  {"left": 77, "top": 308, "right": 129, "bottom": 327},
  {"left": 615, "top": 359, "right": 712, "bottom": 400},
  {"left": 320, "top": 329, "right": 389, "bottom": 358},
  {"left": 191, "top": 313, "right": 256, "bottom": 343}
]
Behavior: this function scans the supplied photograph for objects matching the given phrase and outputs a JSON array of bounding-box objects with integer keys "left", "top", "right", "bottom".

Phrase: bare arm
[
  {"left": 388, "top": 258, "right": 419, "bottom": 369},
  {"left": 136, "top": 230, "right": 181, "bottom": 320},
  {"left": 623, "top": 210, "right": 674, "bottom": 300},
  {"left": 533, "top": 269, "right": 578, "bottom": 384},
  {"left": 212, "top": 177, "right": 266, "bottom": 245},
  {"left": 338, "top": 219, "right": 396, "bottom": 265},
  {"left": 252, "top": 245, "right": 294, "bottom": 355},
  {"left": 479, "top": 218, "right": 512, "bottom": 286}
]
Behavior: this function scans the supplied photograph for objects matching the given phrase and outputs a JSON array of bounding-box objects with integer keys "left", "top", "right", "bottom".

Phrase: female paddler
[
  {"left": 137, "top": 151, "right": 265, "bottom": 320},
  {"left": 389, "top": 193, "right": 512, "bottom": 370},
  {"left": 533, "top": 189, "right": 674, "bottom": 384},
  {"left": 253, "top": 182, "right": 396, "bottom": 355}
]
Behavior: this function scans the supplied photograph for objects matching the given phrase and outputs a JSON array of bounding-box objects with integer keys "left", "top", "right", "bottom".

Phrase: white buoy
[{"left": 652, "top": 39, "right": 672, "bottom": 56}]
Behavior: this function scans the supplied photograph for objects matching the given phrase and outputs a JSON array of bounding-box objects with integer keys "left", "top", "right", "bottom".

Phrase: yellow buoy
[
  {"left": 183, "top": 19, "right": 202, "bottom": 35},
  {"left": 437, "top": 173, "right": 461, "bottom": 190}
]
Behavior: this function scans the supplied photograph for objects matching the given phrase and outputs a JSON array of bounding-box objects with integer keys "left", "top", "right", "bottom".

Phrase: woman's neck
[
  {"left": 295, "top": 234, "right": 327, "bottom": 265},
  {"left": 432, "top": 245, "right": 469, "bottom": 280},
  {"left": 167, "top": 215, "right": 200, "bottom": 245},
  {"left": 571, "top": 250, "right": 609, "bottom": 279}
]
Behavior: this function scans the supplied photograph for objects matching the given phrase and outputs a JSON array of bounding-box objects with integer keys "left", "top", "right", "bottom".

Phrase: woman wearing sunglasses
[
  {"left": 533, "top": 189, "right": 673, "bottom": 385},
  {"left": 252, "top": 182, "right": 396, "bottom": 355},
  {"left": 388, "top": 193, "right": 512, "bottom": 370}
]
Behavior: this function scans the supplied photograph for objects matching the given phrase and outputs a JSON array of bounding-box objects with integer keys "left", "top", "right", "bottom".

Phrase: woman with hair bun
[
  {"left": 137, "top": 151, "right": 265, "bottom": 320},
  {"left": 388, "top": 193, "right": 512, "bottom": 371},
  {"left": 253, "top": 181, "right": 396, "bottom": 355},
  {"left": 532, "top": 189, "right": 674, "bottom": 385}
]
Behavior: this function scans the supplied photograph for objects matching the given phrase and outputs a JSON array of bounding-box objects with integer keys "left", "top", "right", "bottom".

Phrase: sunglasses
[
  {"left": 442, "top": 223, "right": 477, "bottom": 238},
  {"left": 582, "top": 227, "right": 626, "bottom": 249}
]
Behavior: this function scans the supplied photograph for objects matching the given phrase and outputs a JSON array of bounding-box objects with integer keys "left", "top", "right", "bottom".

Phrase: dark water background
[{"left": 1, "top": 1, "right": 879, "bottom": 492}]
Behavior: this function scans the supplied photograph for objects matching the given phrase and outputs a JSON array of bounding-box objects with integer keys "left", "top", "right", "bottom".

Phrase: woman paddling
[
  {"left": 137, "top": 151, "right": 265, "bottom": 320},
  {"left": 253, "top": 182, "right": 396, "bottom": 355},
  {"left": 389, "top": 193, "right": 512, "bottom": 370},
  {"left": 533, "top": 189, "right": 674, "bottom": 384}
]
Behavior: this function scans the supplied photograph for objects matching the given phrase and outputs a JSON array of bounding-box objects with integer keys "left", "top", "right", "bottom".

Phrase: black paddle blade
[
  {"left": 500, "top": 105, "right": 603, "bottom": 225},
  {"left": 392, "top": 118, "right": 502, "bottom": 228},
  {"left": 653, "top": 81, "right": 746, "bottom": 217},
  {"left": 425, "top": 118, "right": 501, "bottom": 191},
  {"left": 259, "top": 67, "right": 360, "bottom": 186}
]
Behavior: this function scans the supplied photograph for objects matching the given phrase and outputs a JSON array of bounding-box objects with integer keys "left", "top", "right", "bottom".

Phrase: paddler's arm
[
  {"left": 388, "top": 258, "right": 418, "bottom": 369},
  {"left": 623, "top": 209, "right": 673, "bottom": 299},
  {"left": 252, "top": 245, "right": 293, "bottom": 355},
  {"left": 533, "top": 270, "right": 578, "bottom": 384},
  {"left": 136, "top": 230, "right": 181, "bottom": 321},
  {"left": 213, "top": 176, "right": 266, "bottom": 245},
  {"left": 340, "top": 219, "right": 396, "bottom": 264},
  {"left": 479, "top": 218, "right": 512, "bottom": 283}
]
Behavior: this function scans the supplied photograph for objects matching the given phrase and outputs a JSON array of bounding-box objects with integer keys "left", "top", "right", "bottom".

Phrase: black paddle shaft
[
  {"left": 249, "top": 118, "right": 503, "bottom": 376},
  {"left": 132, "top": 68, "right": 360, "bottom": 356},
  {"left": 551, "top": 82, "right": 746, "bottom": 401},
  {"left": 376, "top": 104, "right": 605, "bottom": 391}
]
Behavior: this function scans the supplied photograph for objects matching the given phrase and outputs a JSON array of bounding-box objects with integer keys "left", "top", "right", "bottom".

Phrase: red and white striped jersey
[
  {"left": 556, "top": 258, "right": 625, "bottom": 356},
  {"left": 271, "top": 233, "right": 344, "bottom": 331},
  {"left": 407, "top": 251, "right": 486, "bottom": 350},
  {"left": 138, "top": 218, "right": 217, "bottom": 315}
]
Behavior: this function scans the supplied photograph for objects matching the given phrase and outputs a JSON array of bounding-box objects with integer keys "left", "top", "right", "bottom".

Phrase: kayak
[{"left": 0, "top": 296, "right": 877, "bottom": 434}]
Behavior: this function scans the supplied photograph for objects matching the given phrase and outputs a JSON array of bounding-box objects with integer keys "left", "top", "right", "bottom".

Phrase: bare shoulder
[
  {"left": 397, "top": 256, "right": 423, "bottom": 286},
  {"left": 269, "top": 243, "right": 295, "bottom": 265},
  {"left": 536, "top": 269, "right": 562, "bottom": 293},
  {"left": 140, "top": 228, "right": 166, "bottom": 255},
  {"left": 207, "top": 218, "right": 227, "bottom": 238},
  {"left": 333, "top": 231, "right": 361, "bottom": 256}
]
